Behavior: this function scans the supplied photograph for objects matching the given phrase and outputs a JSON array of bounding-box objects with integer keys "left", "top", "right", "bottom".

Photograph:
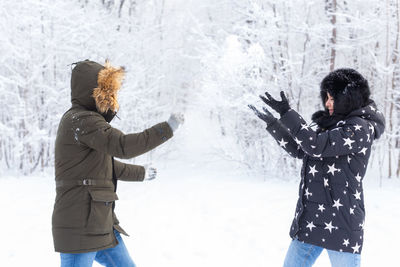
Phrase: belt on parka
[{"left": 55, "top": 178, "right": 114, "bottom": 188}]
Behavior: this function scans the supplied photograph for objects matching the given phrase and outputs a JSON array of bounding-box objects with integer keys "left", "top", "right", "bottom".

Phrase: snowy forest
[
  {"left": 2, "top": 1, "right": 400, "bottom": 266},
  {"left": 1, "top": 0, "right": 399, "bottom": 180}
]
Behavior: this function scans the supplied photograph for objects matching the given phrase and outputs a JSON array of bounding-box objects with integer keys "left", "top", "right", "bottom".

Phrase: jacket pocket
[{"left": 86, "top": 189, "right": 118, "bottom": 234}]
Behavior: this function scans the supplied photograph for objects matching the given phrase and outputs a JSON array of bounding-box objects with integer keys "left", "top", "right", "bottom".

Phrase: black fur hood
[
  {"left": 312, "top": 68, "right": 375, "bottom": 130},
  {"left": 319, "top": 68, "right": 370, "bottom": 116}
]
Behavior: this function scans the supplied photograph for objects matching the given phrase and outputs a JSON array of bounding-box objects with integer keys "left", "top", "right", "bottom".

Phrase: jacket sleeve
[
  {"left": 113, "top": 159, "right": 145, "bottom": 182},
  {"left": 266, "top": 119, "right": 305, "bottom": 159},
  {"left": 279, "top": 109, "right": 371, "bottom": 158},
  {"left": 74, "top": 112, "right": 173, "bottom": 159}
]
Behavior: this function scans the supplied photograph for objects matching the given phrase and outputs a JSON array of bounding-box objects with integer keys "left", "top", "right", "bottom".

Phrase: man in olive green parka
[{"left": 52, "top": 60, "right": 184, "bottom": 266}]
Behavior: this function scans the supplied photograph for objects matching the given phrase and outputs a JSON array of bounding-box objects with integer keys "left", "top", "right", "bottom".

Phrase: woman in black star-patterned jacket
[{"left": 249, "top": 69, "right": 385, "bottom": 267}]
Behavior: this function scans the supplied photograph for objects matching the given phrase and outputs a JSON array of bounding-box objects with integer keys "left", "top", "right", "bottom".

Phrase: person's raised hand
[
  {"left": 144, "top": 165, "right": 157, "bottom": 181},
  {"left": 168, "top": 113, "right": 184, "bottom": 132},
  {"left": 248, "top": 104, "right": 277, "bottom": 126},
  {"left": 260, "top": 91, "right": 290, "bottom": 116}
]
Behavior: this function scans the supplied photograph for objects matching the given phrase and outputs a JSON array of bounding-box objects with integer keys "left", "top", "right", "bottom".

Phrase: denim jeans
[
  {"left": 283, "top": 239, "right": 361, "bottom": 267},
  {"left": 60, "top": 230, "right": 136, "bottom": 267}
]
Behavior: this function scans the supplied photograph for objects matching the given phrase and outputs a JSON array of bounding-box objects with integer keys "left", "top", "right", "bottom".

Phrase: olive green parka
[{"left": 52, "top": 60, "right": 173, "bottom": 253}]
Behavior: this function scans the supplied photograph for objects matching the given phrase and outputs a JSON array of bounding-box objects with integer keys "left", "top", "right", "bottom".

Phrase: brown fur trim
[{"left": 93, "top": 60, "right": 125, "bottom": 113}]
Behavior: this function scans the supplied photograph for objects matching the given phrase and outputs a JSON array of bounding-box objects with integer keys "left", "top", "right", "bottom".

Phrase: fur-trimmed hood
[
  {"left": 71, "top": 59, "right": 125, "bottom": 117},
  {"left": 319, "top": 68, "right": 370, "bottom": 116}
]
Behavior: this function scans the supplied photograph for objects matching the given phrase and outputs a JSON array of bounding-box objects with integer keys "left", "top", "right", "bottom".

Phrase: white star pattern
[
  {"left": 353, "top": 190, "right": 361, "bottom": 200},
  {"left": 278, "top": 138, "right": 288, "bottom": 148},
  {"left": 358, "top": 147, "right": 368, "bottom": 155},
  {"left": 309, "top": 165, "right": 318, "bottom": 177},
  {"left": 343, "top": 137, "right": 355, "bottom": 149},
  {"left": 369, "top": 124, "right": 375, "bottom": 134},
  {"left": 279, "top": 107, "right": 381, "bottom": 254},
  {"left": 370, "top": 105, "right": 376, "bottom": 111},
  {"left": 327, "top": 163, "right": 340, "bottom": 176},
  {"left": 294, "top": 137, "right": 303, "bottom": 146},
  {"left": 332, "top": 198, "right": 343, "bottom": 210},
  {"left": 324, "top": 221, "right": 336, "bottom": 233},
  {"left": 304, "top": 188, "right": 313, "bottom": 199},
  {"left": 351, "top": 242, "right": 361, "bottom": 253},
  {"left": 301, "top": 123, "right": 310, "bottom": 131},
  {"left": 355, "top": 173, "right": 362, "bottom": 183},
  {"left": 323, "top": 178, "right": 329, "bottom": 187},
  {"left": 306, "top": 221, "right": 316, "bottom": 232},
  {"left": 318, "top": 204, "right": 325, "bottom": 212}
]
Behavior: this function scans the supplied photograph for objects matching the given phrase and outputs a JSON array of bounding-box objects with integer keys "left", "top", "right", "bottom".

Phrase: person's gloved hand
[
  {"left": 168, "top": 113, "right": 185, "bottom": 132},
  {"left": 260, "top": 91, "right": 290, "bottom": 116},
  {"left": 144, "top": 165, "right": 157, "bottom": 181},
  {"left": 248, "top": 104, "right": 277, "bottom": 126}
]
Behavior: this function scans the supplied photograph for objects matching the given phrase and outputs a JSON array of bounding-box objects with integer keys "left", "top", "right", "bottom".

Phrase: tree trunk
[
  {"left": 394, "top": 0, "right": 400, "bottom": 177},
  {"left": 385, "top": 0, "right": 393, "bottom": 178},
  {"left": 326, "top": 0, "right": 337, "bottom": 71}
]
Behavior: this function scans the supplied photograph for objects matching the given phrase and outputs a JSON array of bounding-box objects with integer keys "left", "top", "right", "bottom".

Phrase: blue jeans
[
  {"left": 60, "top": 230, "right": 136, "bottom": 267},
  {"left": 283, "top": 239, "right": 361, "bottom": 267}
]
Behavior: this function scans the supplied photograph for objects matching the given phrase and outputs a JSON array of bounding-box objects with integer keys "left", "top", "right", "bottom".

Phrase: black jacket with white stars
[{"left": 266, "top": 101, "right": 385, "bottom": 254}]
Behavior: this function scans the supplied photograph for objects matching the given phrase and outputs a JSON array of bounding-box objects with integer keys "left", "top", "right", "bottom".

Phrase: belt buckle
[{"left": 82, "top": 179, "right": 91, "bottom": 186}]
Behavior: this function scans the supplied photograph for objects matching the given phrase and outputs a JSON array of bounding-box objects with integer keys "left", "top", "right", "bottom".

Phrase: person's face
[{"left": 325, "top": 92, "right": 334, "bottom": 115}]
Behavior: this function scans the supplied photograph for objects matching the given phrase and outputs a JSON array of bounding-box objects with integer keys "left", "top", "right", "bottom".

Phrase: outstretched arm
[
  {"left": 266, "top": 119, "right": 305, "bottom": 159},
  {"left": 260, "top": 90, "right": 371, "bottom": 158},
  {"left": 113, "top": 159, "right": 145, "bottom": 181},
  {"left": 74, "top": 112, "right": 173, "bottom": 159},
  {"left": 278, "top": 109, "right": 370, "bottom": 158},
  {"left": 248, "top": 103, "right": 304, "bottom": 159}
]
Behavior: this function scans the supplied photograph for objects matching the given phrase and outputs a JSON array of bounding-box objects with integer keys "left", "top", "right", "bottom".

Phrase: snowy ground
[{"left": 1, "top": 166, "right": 399, "bottom": 267}]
